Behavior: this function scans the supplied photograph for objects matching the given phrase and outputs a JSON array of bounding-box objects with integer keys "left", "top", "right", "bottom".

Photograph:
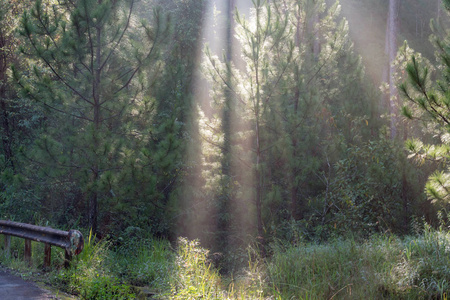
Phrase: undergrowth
[
  {"left": 3, "top": 226, "right": 450, "bottom": 299},
  {"left": 108, "top": 236, "right": 173, "bottom": 289},
  {"left": 52, "top": 231, "right": 136, "bottom": 299},
  {"left": 267, "top": 228, "right": 450, "bottom": 299}
]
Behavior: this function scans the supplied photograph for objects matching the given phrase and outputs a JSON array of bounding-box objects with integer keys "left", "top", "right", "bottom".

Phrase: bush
[{"left": 321, "top": 138, "right": 423, "bottom": 237}]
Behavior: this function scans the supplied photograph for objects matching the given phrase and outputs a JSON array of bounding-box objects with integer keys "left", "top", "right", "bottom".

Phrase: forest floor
[{"left": 2, "top": 228, "right": 450, "bottom": 299}]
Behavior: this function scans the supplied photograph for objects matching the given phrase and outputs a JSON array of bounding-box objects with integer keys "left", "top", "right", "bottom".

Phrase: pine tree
[
  {"left": 141, "top": 0, "right": 207, "bottom": 239},
  {"left": 0, "top": 0, "right": 42, "bottom": 221},
  {"left": 401, "top": 0, "right": 450, "bottom": 206},
  {"left": 204, "top": 0, "right": 293, "bottom": 248},
  {"left": 264, "top": 0, "right": 373, "bottom": 229},
  {"left": 0, "top": 0, "right": 38, "bottom": 172},
  {"left": 14, "top": 0, "right": 169, "bottom": 233},
  {"left": 203, "top": 0, "right": 369, "bottom": 245},
  {"left": 0, "top": 0, "right": 17, "bottom": 172}
]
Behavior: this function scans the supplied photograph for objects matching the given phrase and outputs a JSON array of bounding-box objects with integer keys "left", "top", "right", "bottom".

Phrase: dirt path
[{"left": 0, "top": 268, "right": 62, "bottom": 300}]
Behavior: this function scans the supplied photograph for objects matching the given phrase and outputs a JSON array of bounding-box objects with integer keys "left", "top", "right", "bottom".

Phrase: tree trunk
[
  {"left": 313, "top": 13, "right": 320, "bottom": 57},
  {"left": 402, "top": 159, "right": 409, "bottom": 232},
  {"left": 388, "top": 0, "right": 400, "bottom": 139},
  {"left": 290, "top": 11, "right": 302, "bottom": 220},
  {"left": 381, "top": 12, "right": 390, "bottom": 112},
  {"left": 0, "top": 99, "right": 14, "bottom": 171},
  {"left": 254, "top": 5, "right": 265, "bottom": 254},
  {"left": 217, "top": 0, "right": 235, "bottom": 252},
  {"left": 437, "top": 0, "right": 441, "bottom": 20},
  {"left": 90, "top": 23, "right": 102, "bottom": 234},
  {"left": 255, "top": 118, "right": 264, "bottom": 251}
]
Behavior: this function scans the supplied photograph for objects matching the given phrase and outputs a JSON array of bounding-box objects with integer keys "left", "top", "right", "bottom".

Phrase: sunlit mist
[{"left": 179, "top": 0, "right": 255, "bottom": 252}]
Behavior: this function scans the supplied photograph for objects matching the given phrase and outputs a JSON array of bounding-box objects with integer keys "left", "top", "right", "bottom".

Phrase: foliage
[
  {"left": 108, "top": 233, "right": 173, "bottom": 288},
  {"left": 6, "top": 231, "right": 450, "bottom": 299},
  {"left": 159, "top": 237, "right": 270, "bottom": 300},
  {"left": 0, "top": 0, "right": 43, "bottom": 223},
  {"left": 3, "top": 0, "right": 450, "bottom": 299},
  {"left": 144, "top": 0, "right": 207, "bottom": 240},
  {"left": 52, "top": 231, "right": 136, "bottom": 299},
  {"left": 161, "top": 237, "right": 225, "bottom": 299},
  {"left": 322, "top": 138, "right": 419, "bottom": 236},
  {"left": 202, "top": 0, "right": 382, "bottom": 250},
  {"left": 0, "top": 233, "right": 65, "bottom": 271},
  {"left": 401, "top": 0, "right": 450, "bottom": 208},
  {"left": 268, "top": 227, "right": 450, "bottom": 299},
  {"left": 12, "top": 0, "right": 174, "bottom": 234}
]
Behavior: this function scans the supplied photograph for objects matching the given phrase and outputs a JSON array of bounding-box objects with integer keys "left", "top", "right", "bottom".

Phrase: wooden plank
[
  {"left": 64, "top": 249, "right": 71, "bottom": 269},
  {"left": 44, "top": 243, "right": 51, "bottom": 268},
  {"left": 0, "top": 220, "right": 70, "bottom": 248},
  {"left": 24, "top": 239, "right": 31, "bottom": 265},
  {"left": 4, "top": 235, "right": 10, "bottom": 258}
]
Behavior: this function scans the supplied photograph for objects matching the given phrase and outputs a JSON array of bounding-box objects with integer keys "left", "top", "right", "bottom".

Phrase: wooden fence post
[
  {"left": 24, "top": 239, "right": 31, "bottom": 265},
  {"left": 44, "top": 243, "right": 51, "bottom": 268},
  {"left": 64, "top": 249, "right": 72, "bottom": 269},
  {"left": 4, "top": 235, "right": 10, "bottom": 258}
]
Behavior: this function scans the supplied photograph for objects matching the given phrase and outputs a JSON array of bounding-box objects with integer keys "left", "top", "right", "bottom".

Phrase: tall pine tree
[{"left": 14, "top": 0, "right": 169, "bottom": 233}]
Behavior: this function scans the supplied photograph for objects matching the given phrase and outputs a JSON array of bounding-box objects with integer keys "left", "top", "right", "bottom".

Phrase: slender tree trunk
[
  {"left": 255, "top": 90, "right": 264, "bottom": 246},
  {"left": 381, "top": 12, "right": 390, "bottom": 112},
  {"left": 388, "top": 0, "right": 400, "bottom": 139},
  {"left": 254, "top": 6, "right": 265, "bottom": 253},
  {"left": 90, "top": 24, "right": 102, "bottom": 234},
  {"left": 290, "top": 11, "right": 302, "bottom": 220},
  {"left": 0, "top": 100, "right": 13, "bottom": 171},
  {"left": 437, "top": 0, "right": 441, "bottom": 20},
  {"left": 307, "top": 2, "right": 320, "bottom": 58},
  {"left": 402, "top": 125, "right": 408, "bottom": 232},
  {"left": 255, "top": 118, "right": 264, "bottom": 246},
  {"left": 218, "top": 0, "right": 235, "bottom": 252},
  {"left": 313, "top": 13, "right": 320, "bottom": 57}
]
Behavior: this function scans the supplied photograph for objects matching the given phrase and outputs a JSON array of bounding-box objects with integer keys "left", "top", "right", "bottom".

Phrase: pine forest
[{"left": 1, "top": 0, "right": 450, "bottom": 298}]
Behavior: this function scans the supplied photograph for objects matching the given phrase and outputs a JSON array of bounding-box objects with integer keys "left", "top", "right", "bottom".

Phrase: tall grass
[
  {"left": 267, "top": 235, "right": 400, "bottom": 299},
  {"left": 108, "top": 237, "right": 173, "bottom": 290},
  {"left": 158, "top": 238, "right": 270, "bottom": 299},
  {"left": 4, "top": 227, "right": 450, "bottom": 299},
  {"left": 0, "top": 234, "right": 65, "bottom": 275},
  {"left": 53, "top": 231, "right": 136, "bottom": 299},
  {"left": 267, "top": 230, "right": 450, "bottom": 299},
  {"left": 159, "top": 238, "right": 226, "bottom": 299}
]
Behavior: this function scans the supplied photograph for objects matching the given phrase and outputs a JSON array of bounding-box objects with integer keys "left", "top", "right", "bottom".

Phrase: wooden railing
[{"left": 0, "top": 220, "right": 84, "bottom": 268}]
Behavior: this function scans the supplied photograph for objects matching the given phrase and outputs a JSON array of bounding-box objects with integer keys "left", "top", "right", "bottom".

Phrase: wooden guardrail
[{"left": 0, "top": 220, "right": 84, "bottom": 268}]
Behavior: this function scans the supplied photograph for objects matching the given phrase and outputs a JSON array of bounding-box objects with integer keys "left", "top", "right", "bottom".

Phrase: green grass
[
  {"left": 3, "top": 227, "right": 450, "bottom": 299},
  {"left": 158, "top": 238, "right": 269, "bottom": 299},
  {"left": 267, "top": 229, "right": 450, "bottom": 299},
  {"left": 108, "top": 236, "right": 173, "bottom": 289},
  {"left": 267, "top": 235, "right": 400, "bottom": 299},
  {"left": 52, "top": 230, "right": 137, "bottom": 299},
  {"left": 0, "top": 234, "right": 66, "bottom": 275}
]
